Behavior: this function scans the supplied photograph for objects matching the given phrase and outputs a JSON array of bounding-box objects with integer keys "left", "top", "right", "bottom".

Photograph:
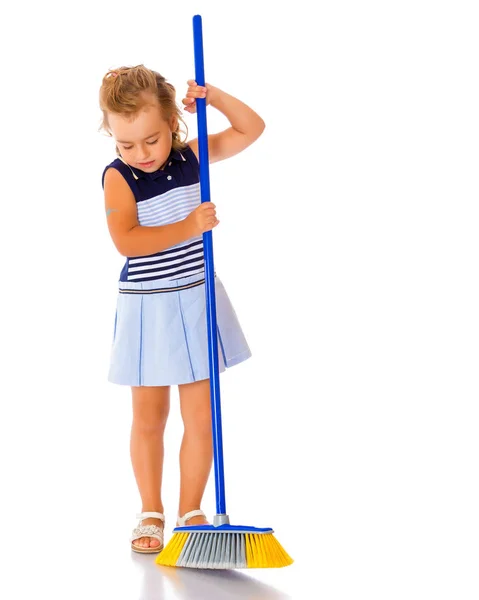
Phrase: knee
[
  {"left": 133, "top": 417, "right": 166, "bottom": 436},
  {"left": 184, "top": 414, "right": 212, "bottom": 440},
  {"left": 132, "top": 406, "right": 169, "bottom": 435}
]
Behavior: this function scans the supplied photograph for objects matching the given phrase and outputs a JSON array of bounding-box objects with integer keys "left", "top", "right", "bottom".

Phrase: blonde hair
[{"left": 98, "top": 64, "right": 188, "bottom": 155}]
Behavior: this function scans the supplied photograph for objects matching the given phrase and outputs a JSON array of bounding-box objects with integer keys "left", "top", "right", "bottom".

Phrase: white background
[{"left": 1, "top": 0, "right": 478, "bottom": 598}]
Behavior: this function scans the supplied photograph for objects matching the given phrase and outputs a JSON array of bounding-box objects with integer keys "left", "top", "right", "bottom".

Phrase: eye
[{"left": 121, "top": 139, "right": 157, "bottom": 150}]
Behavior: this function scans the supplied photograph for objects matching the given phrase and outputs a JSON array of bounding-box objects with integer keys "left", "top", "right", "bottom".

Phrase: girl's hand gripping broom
[{"left": 156, "top": 14, "right": 293, "bottom": 570}]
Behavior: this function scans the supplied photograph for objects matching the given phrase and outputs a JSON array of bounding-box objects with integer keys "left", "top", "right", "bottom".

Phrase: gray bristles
[{"left": 177, "top": 532, "right": 247, "bottom": 569}]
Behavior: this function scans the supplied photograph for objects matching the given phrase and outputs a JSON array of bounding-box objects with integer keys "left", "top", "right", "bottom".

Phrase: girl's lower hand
[
  {"left": 182, "top": 80, "right": 211, "bottom": 113},
  {"left": 185, "top": 202, "right": 219, "bottom": 236}
]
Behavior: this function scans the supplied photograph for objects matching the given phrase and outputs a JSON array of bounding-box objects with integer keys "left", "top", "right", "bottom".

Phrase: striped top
[{"left": 101, "top": 145, "right": 204, "bottom": 283}]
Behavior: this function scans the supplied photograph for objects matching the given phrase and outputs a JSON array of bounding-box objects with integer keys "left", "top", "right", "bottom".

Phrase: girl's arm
[
  {"left": 184, "top": 82, "right": 265, "bottom": 164},
  {"left": 104, "top": 168, "right": 218, "bottom": 257}
]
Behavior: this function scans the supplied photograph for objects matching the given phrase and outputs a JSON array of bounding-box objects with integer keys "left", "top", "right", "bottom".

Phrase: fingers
[
  {"left": 186, "top": 88, "right": 207, "bottom": 98},
  {"left": 195, "top": 202, "right": 219, "bottom": 232},
  {"left": 182, "top": 98, "right": 195, "bottom": 114},
  {"left": 201, "top": 209, "right": 217, "bottom": 223},
  {"left": 182, "top": 81, "right": 208, "bottom": 114},
  {"left": 186, "top": 79, "right": 207, "bottom": 94},
  {"left": 205, "top": 218, "right": 220, "bottom": 232},
  {"left": 199, "top": 202, "right": 216, "bottom": 210},
  {"left": 184, "top": 81, "right": 207, "bottom": 100},
  {"left": 182, "top": 96, "right": 197, "bottom": 114}
]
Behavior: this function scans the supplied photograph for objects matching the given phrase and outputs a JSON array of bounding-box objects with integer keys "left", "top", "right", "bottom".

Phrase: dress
[{"left": 101, "top": 145, "right": 251, "bottom": 386}]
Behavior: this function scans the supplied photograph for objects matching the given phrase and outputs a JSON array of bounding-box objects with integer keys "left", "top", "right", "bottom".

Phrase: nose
[{"left": 136, "top": 144, "right": 150, "bottom": 161}]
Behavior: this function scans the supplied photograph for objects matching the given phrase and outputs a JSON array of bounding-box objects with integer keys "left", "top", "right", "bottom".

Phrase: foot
[
  {"left": 177, "top": 509, "right": 209, "bottom": 527},
  {"left": 131, "top": 511, "right": 165, "bottom": 552},
  {"left": 133, "top": 517, "right": 164, "bottom": 549},
  {"left": 181, "top": 515, "right": 209, "bottom": 526}
]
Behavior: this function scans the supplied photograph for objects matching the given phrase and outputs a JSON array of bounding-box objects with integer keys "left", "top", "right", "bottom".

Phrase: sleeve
[{"left": 101, "top": 160, "right": 140, "bottom": 203}]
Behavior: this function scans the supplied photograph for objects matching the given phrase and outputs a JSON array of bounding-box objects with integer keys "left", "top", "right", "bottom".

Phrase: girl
[{"left": 99, "top": 65, "right": 265, "bottom": 553}]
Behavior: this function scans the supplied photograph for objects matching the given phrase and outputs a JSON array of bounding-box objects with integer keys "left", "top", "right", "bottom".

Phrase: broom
[{"left": 156, "top": 14, "right": 293, "bottom": 570}]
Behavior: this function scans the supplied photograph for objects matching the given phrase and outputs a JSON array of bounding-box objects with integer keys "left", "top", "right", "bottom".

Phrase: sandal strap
[
  {"left": 131, "top": 523, "right": 164, "bottom": 544},
  {"left": 136, "top": 511, "right": 165, "bottom": 521},
  {"left": 177, "top": 509, "right": 206, "bottom": 527}
]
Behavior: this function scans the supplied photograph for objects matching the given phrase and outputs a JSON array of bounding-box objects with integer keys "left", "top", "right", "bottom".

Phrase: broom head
[{"left": 156, "top": 524, "right": 293, "bottom": 569}]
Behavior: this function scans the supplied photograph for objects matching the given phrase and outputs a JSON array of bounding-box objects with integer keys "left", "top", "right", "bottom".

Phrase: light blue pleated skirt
[{"left": 108, "top": 271, "right": 251, "bottom": 386}]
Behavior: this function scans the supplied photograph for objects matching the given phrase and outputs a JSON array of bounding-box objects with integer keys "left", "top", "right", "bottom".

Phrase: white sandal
[
  {"left": 130, "top": 511, "right": 165, "bottom": 554},
  {"left": 176, "top": 509, "right": 208, "bottom": 527}
]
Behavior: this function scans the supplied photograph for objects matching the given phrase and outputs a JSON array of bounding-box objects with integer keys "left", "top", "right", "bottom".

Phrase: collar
[{"left": 118, "top": 148, "right": 187, "bottom": 181}]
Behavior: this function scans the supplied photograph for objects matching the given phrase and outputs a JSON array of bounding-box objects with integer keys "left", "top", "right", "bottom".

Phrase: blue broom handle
[{"left": 193, "top": 14, "right": 227, "bottom": 517}]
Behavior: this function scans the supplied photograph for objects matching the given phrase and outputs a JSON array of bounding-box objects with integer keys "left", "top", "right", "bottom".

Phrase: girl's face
[{"left": 108, "top": 99, "right": 177, "bottom": 172}]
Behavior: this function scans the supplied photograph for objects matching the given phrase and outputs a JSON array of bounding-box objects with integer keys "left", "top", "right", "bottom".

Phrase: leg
[
  {"left": 130, "top": 385, "right": 170, "bottom": 548},
  {"left": 178, "top": 379, "right": 213, "bottom": 525}
]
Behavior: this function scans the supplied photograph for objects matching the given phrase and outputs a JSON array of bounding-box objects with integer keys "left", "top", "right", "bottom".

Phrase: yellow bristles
[
  {"left": 245, "top": 533, "right": 293, "bottom": 568},
  {"left": 155, "top": 532, "right": 189, "bottom": 567}
]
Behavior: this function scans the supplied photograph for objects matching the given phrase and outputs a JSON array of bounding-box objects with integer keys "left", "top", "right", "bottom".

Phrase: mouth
[{"left": 139, "top": 160, "right": 154, "bottom": 168}]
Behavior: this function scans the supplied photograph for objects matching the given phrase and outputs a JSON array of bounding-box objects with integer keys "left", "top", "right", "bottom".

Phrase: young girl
[{"left": 99, "top": 65, "right": 265, "bottom": 553}]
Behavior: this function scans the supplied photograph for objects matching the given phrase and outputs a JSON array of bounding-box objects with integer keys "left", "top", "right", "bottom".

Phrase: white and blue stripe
[
  {"left": 102, "top": 145, "right": 252, "bottom": 387},
  {"left": 102, "top": 146, "right": 205, "bottom": 283}
]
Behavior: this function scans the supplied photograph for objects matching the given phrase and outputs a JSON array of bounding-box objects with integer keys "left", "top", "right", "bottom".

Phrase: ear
[{"left": 169, "top": 114, "right": 178, "bottom": 132}]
